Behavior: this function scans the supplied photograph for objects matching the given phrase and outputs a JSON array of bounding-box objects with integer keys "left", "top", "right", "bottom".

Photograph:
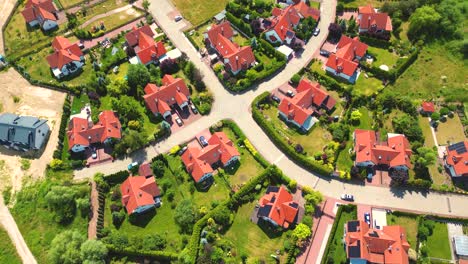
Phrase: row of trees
[{"left": 49, "top": 231, "right": 108, "bottom": 264}]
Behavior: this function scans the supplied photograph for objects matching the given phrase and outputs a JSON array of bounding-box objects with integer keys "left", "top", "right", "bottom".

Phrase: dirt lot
[{"left": 0, "top": 68, "right": 66, "bottom": 192}]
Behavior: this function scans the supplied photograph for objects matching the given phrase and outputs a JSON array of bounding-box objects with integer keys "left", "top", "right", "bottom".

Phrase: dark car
[
  {"left": 364, "top": 212, "right": 371, "bottom": 226},
  {"left": 320, "top": 50, "right": 330, "bottom": 57},
  {"left": 340, "top": 194, "right": 354, "bottom": 202},
  {"left": 199, "top": 136, "right": 208, "bottom": 147},
  {"left": 271, "top": 95, "right": 281, "bottom": 103}
]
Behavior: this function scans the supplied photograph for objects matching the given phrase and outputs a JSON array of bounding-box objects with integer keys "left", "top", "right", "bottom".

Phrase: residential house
[
  {"left": 143, "top": 74, "right": 190, "bottom": 119},
  {"left": 125, "top": 25, "right": 167, "bottom": 65},
  {"left": 121, "top": 175, "right": 161, "bottom": 215},
  {"left": 67, "top": 110, "right": 122, "bottom": 152},
  {"left": 293, "top": 1, "right": 320, "bottom": 21},
  {"left": 420, "top": 101, "right": 435, "bottom": 115},
  {"left": 257, "top": 186, "right": 299, "bottom": 228},
  {"left": 46, "top": 36, "right": 84, "bottom": 79},
  {"left": 445, "top": 141, "right": 468, "bottom": 177},
  {"left": 325, "top": 35, "right": 368, "bottom": 83},
  {"left": 354, "top": 129, "right": 412, "bottom": 177},
  {"left": 138, "top": 162, "right": 154, "bottom": 178},
  {"left": 278, "top": 78, "right": 336, "bottom": 131},
  {"left": 21, "top": 0, "right": 58, "bottom": 31},
  {"left": 344, "top": 220, "right": 410, "bottom": 264},
  {"left": 181, "top": 132, "right": 240, "bottom": 184},
  {"left": 358, "top": 5, "right": 392, "bottom": 36},
  {"left": 204, "top": 21, "right": 256, "bottom": 75},
  {"left": 0, "top": 113, "right": 50, "bottom": 151},
  {"left": 264, "top": 5, "right": 301, "bottom": 45}
]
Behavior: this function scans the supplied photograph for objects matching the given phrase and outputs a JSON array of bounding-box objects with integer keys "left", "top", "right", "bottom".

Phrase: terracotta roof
[
  {"left": 66, "top": 110, "right": 122, "bottom": 150},
  {"left": 358, "top": 4, "right": 375, "bottom": 14},
  {"left": 143, "top": 74, "right": 190, "bottom": 115},
  {"left": 269, "top": 5, "right": 301, "bottom": 41},
  {"left": 345, "top": 220, "right": 410, "bottom": 263},
  {"left": 446, "top": 141, "right": 468, "bottom": 177},
  {"left": 181, "top": 132, "right": 240, "bottom": 182},
  {"left": 359, "top": 13, "right": 392, "bottom": 32},
  {"left": 206, "top": 21, "right": 234, "bottom": 47},
  {"left": 46, "top": 36, "right": 83, "bottom": 69},
  {"left": 121, "top": 176, "right": 160, "bottom": 214},
  {"left": 22, "top": 0, "right": 57, "bottom": 23},
  {"left": 354, "top": 129, "right": 412, "bottom": 169},
  {"left": 138, "top": 162, "right": 153, "bottom": 178},
  {"left": 325, "top": 53, "right": 359, "bottom": 77},
  {"left": 125, "top": 25, "right": 155, "bottom": 47},
  {"left": 293, "top": 1, "right": 320, "bottom": 21},
  {"left": 258, "top": 186, "right": 299, "bottom": 228},
  {"left": 326, "top": 35, "right": 367, "bottom": 77},
  {"left": 421, "top": 101, "right": 435, "bottom": 113}
]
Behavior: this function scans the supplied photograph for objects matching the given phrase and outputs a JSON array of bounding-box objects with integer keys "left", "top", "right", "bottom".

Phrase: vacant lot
[
  {"left": 171, "top": 0, "right": 229, "bottom": 26},
  {"left": 436, "top": 115, "right": 466, "bottom": 145},
  {"left": 81, "top": 7, "right": 143, "bottom": 34},
  {"left": 386, "top": 214, "right": 418, "bottom": 250},
  {"left": 58, "top": 0, "right": 85, "bottom": 9},
  {"left": 0, "top": 226, "right": 21, "bottom": 264},
  {"left": 0, "top": 69, "right": 66, "bottom": 191}
]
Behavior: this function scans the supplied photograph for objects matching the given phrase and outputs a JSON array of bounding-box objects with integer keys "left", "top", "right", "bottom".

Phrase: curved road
[{"left": 74, "top": 0, "right": 468, "bottom": 218}]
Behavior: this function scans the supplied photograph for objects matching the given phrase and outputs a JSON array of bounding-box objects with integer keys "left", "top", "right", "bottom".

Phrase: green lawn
[
  {"left": 367, "top": 46, "right": 400, "bottom": 69},
  {"left": 353, "top": 107, "right": 372, "bottom": 130},
  {"left": 386, "top": 214, "right": 418, "bottom": 250},
  {"left": 223, "top": 200, "right": 288, "bottom": 263},
  {"left": 418, "top": 116, "right": 435, "bottom": 148},
  {"left": 309, "top": 1, "right": 320, "bottom": 9},
  {"left": 82, "top": 8, "right": 143, "bottom": 34},
  {"left": 189, "top": 23, "right": 210, "bottom": 49},
  {"left": 323, "top": 206, "right": 357, "bottom": 263},
  {"left": 0, "top": 226, "right": 21, "bottom": 264},
  {"left": 435, "top": 114, "right": 466, "bottom": 145},
  {"left": 336, "top": 141, "right": 353, "bottom": 171},
  {"left": 59, "top": 0, "right": 85, "bottom": 9},
  {"left": 391, "top": 43, "right": 467, "bottom": 102},
  {"left": 171, "top": 0, "right": 230, "bottom": 26},
  {"left": 353, "top": 71, "right": 384, "bottom": 96},
  {"left": 425, "top": 221, "right": 451, "bottom": 260},
  {"left": 76, "top": 0, "right": 128, "bottom": 24},
  {"left": 11, "top": 180, "right": 89, "bottom": 264},
  {"left": 338, "top": 0, "right": 392, "bottom": 8}
]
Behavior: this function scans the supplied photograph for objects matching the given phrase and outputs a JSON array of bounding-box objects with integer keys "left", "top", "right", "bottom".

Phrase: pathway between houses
[{"left": 88, "top": 180, "right": 99, "bottom": 239}]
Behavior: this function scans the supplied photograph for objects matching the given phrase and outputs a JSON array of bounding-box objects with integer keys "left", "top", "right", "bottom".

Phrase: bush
[
  {"left": 104, "top": 170, "right": 130, "bottom": 185},
  {"left": 291, "top": 73, "right": 301, "bottom": 85}
]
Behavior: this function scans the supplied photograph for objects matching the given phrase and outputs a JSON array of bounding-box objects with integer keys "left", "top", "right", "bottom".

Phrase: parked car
[
  {"left": 191, "top": 104, "right": 198, "bottom": 114},
  {"left": 128, "top": 161, "right": 138, "bottom": 170},
  {"left": 199, "top": 136, "right": 208, "bottom": 147},
  {"left": 286, "top": 90, "right": 295, "bottom": 97},
  {"left": 320, "top": 50, "right": 330, "bottom": 57},
  {"left": 364, "top": 212, "right": 371, "bottom": 226},
  {"left": 340, "top": 194, "right": 354, "bottom": 201},
  {"left": 175, "top": 116, "right": 183, "bottom": 126},
  {"left": 91, "top": 151, "right": 97, "bottom": 159},
  {"left": 175, "top": 15, "right": 183, "bottom": 22},
  {"left": 178, "top": 146, "right": 188, "bottom": 155},
  {"left": 271, "top": 95, "right": 281, "bottom": 103},
  {"left": 313, "top": 28, "right": 320, "bottom": 36}
]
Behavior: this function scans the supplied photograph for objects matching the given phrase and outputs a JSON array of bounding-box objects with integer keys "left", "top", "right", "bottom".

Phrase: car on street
[
  {"left": 199, "top": 136, "right": 208, "bottom": 147},
  {"left": 320, "top": 50, "right": 330, "bottom": 57},
  {"left": 271, "top": 95, "right": 281, "bottom": 103},
  {"left": 128, "top": 161, "right": 138, "bottom": 170},
  {"left": 190, "top": 104, "right": 198, "bottom": 114},
  {"left": 175, "top": 116, "right": 183, "bottom": 126},
  {"left": 175, "top": 15, "right": 183, "bottom": 22},
  {"left": 364, "top": 212, "right": 371, "bottom": 226},
  {"left": 340, "top": 194, "right": 354, "bottom": 202},
  {"left": 313, "top": 28, "right": 320, "bottom": 36}
]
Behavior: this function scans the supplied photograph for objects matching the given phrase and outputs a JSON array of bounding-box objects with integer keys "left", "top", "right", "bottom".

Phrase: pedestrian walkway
[{"left": 88, "top": 181, "right": 99, "bottom": 239}]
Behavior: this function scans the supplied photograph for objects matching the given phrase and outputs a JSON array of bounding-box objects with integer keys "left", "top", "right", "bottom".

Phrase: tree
[
  {"left": 392, "top": 114, "right": 423, "bottom": 142},
  {"left": 291, "top": 73, "right": 301, "bottom": 85},
  {"left": 149, "top": 64, "right": 162, "bottom": 85},
  {"left": 304, "top": 191, "right": 323, "bottom": 206},
  {"left": 141, "top": 234, "right": 166, "bottom": 251},
  {"left": 408, "top": 6, "right": 441, "bottom": 41},
  {"left": 48, "top": 230, "right": 86, "bottom": 264},
  {"left": 436, "top": 0, "right": 464, "bottom": 39},
  {"left": 151, "top": 160, "right": 165, "bottom": 177},
  {"left": 87, "top": 71, "right": 109, "bottom": 95},
  {"left": 430, "top": 112, "right": 440, "bottom": 121},
  {"left": 174, "top": 199, "right": 197, "bottom": 233},
  {"left": 292, "top": 223, "right": 312, "bottom": 245},
  {"left": 113, "top": 129, "right": 147, "bottom": 155},
  {"left": 107, "top": 79, "right": 129, "bottom": 97},
  {"left": 211, "top": 206, "right": 231, "bottom": 227},
  {"left": 80, "top": 240, "right": 108, "bottom": 264},
  {"left": 183, "top": 61, "right": 196, "bottom": 81},
  {"left": 127, "top": 120, "right": 141, "bottom": 131},
  {"left": 350, "top": 110, "right": 362, "bottom": 124},
  {"left": 142, "top": 0, "right": 150, "bottom": 11},
  {"left": 66, "top": 13, "right": 79, "bottom": 29},
  {"left": 45, "top": 186, "right": 78, "bottom": 223},
  {"left": 439, "top": 107, "right": 449, "bottom": 116},
  {"left": 110, "top": 96, "right": 142, "bottom": 125},
  {"left": 288, "top": 180, "right": 297, "bottom": 190},
  {"left": 160, "top": 59, "right": 179, "bottom": 75},
  {"left": 328, "top": 23, "right": 342, "bottom": 42},
  {"left": 49, "top": 158, "right": 66, "bottom": 170},
  {"left": 126, "top": 64, "right": 150, "bottom": 95},
  {"left": 76, "top": 197, "right": 90, "bottom": 217},
  {"left": 415, "top": 147, "right": 437, "bottom": 167}
]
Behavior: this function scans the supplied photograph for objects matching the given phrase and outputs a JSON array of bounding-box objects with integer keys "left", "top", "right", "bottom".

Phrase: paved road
[
  {"left": 0, "top": 197, "right": 37, "bottom": 264},
  {"left": 73, "top": 0, "right": 468, "bottom": 218}
]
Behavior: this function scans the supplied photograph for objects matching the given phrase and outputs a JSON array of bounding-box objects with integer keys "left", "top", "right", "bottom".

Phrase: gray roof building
[
  {"left": 454, "top": 235, "right": 468, "bottom": 257},
  {"left": 0, "top": 113, "right": 50, "bottom": 151}
]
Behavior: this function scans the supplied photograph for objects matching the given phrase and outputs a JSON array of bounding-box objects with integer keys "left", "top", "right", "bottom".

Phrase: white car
[
  {"left": 340, "top": 194, "right": 354, "bottom": 201},
  {"left": 175, "top": 116, "right": 183, "bottom": 126}
]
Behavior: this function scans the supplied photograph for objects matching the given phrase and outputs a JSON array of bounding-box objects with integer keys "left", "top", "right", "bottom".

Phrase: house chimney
[{"left": 378, "top": 155, "right": 382, "bottom": 160}]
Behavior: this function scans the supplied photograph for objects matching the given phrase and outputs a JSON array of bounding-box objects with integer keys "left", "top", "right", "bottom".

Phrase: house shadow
[
  {"left": 128, "top": 208, "right": 156, "bottom": 228},
  {"left": 257, "top": 218, "right": 284, "bottom": 239},
  {"left": 224, "top": 160, "right": 241, "bottom": 175}
]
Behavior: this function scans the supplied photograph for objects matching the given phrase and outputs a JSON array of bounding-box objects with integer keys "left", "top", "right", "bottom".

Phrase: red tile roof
[
  {"left": 66, "top": 110, "right": 122, "bottom": 150},
  {"left": 421, "top": 101, "right": 435, "bottom": 113},
  {"left": 206, "top": 22, "right": 256, "bottom": 73},
  {"left": 125, "top": 25, "right": 155, "bottom": 47},
  {"left": 138, "top": 162, "right": 153, "bottom": 178},
  {"left": 121, "top": 176, "right": 160, "bottom": 214},
  {"left": 259, "top": 186, "right": 298, "bottom": 228},
  {"left": 143, "top": 74, "right": 190, "bottom": 115},
  {"left": 181, "top": 132, "right": 240, "bottom": 182},
  {"left": 21, "top": 0, "right": 57, "bottom": 23},
  {"left": 134, "top": 31, "right": 167, "bottom": 65},
  {"left": 446, "top": 141, "right": 468, "bottom": 177},
  {"left": 326, "top": 53, "right": 359, "bottom": 76},
  {"left": 358, "top": 5, "right": 392, "bottom": 31},
  {"left": 326, "top": 36, "right": 368, "bottom": 77},
  {"left": 293, "top": 1, "right": 320, "bottom": 21},
  {"left": 269, "top": 5, "right": 301, "bottom": 41},
  {"left": 354, "top": 129, "right": 412, "bottom": 169},
  {"left": 46, "top": 36, "right": 83, "bottom": 69},
  {"left": 345, "top": 220, "right": 410, "bottom": 263}
]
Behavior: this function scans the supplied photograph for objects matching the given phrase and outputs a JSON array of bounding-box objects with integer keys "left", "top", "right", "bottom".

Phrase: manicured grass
[
  {"left": 367, "top": 46, "right": 400, "bottom": 69},
  {"left": 71, "top": 94, "right": 91, "bottom": 114},
  {"left": 418, "top": 116, "right": 435, "bottom": 148},
  {"left": 59, "top": 0, "right": 85, "bottom": 8},
  {"left": 323, "top": 207, "right": 357, "bottom": 263},
  {"left": 436, "top": 114, "right": 466, "bottom": 145},
  {"left": 82, "top": 8, "right": 143, "bottom": 34},
  {"left": 336, "top": 141, "right": 353, "bottom": 171},
  {"left": 309, "top": 1, "right": 320, "bottom": 9},
  {"left": 76, "top": 0, "right": 128, "bottom": 24},
  {"left": 386, "top": 214, "right": 418, "bottom": 250},
  {"left": 353, "top": 71, "right": 384, "bottom": 96},
  {"left": 425, "top": 221, "right": 451, "bottom": 260},
  {"left": 0, "top": 226, "right": 21, "bottom": 264},
  {"left": 223, "top": 200, "right": 288, "bottom": 263},
  {"left": 391, "top": 43, "right": 467, "bottom": 102},
  {"left": 353, "top": 106, "right": 372, "bottom": 130},
  {"left": 221, "top": 128, "right": 265, "bottom": 186},
  {"left": 338, "top": 0, "right": 391, "bottom": 8},
  {"left": 11, "top": 180, "right": 89, "bottom": 264},
  {"left": 171, "top": 0, "right": 230, "bottom": 26}
]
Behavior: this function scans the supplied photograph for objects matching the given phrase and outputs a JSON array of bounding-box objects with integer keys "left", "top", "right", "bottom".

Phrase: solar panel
[
  {"left": 348, "top": 241, "right": 361, "bottom": 258},
  {"left": 347, "top": 220, "right": 360, "bottom": 232},
  {"left": 448, "top": 141, "right": 467, "bottom": 154}
]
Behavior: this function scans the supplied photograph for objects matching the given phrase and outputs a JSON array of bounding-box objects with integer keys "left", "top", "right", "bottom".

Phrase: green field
[
  {"left": 386, "top": 214, "right": 418, "bottom": 250},
  {"left": 338, "top": 0, "right": 392, "bottom": 8},
  {"left": 425, "top": 221, "right": 451, "bottom": 260},
  {"left": 11, "top": 180, "right": 89, "bottom": 264},
  {"left": 435, "top": 114, "right": 466, "bottom": 145},
  {"left": 0, "top": 227, "right": 21, "bottom": 264},
  {"left": 58, "top": 0, "right": 85, "bottom": 8},
  {"left": 367, "top": 46, "right": 400, "bottom": 69},
  {"left": 82, "top": 8, "right": 143, "bottom": 34},
  {"left": 171, "top": 0, "right": 230, "bottom": 26}
]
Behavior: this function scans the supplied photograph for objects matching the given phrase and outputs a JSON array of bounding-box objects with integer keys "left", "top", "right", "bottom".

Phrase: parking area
[
  {"left": 186, "top": 128, "right": 211, "bottom": 149},
  {"left": 166, "top": 104, "right": 201, "bottom": 133},
  {"left": 86, "top": 147, "right": 113, "bottom": 167},
  {"left": 365, "top": 170, "right": 392, "bottom": 187}
]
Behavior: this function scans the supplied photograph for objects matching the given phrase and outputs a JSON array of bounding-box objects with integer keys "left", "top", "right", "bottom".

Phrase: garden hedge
[
  {"left": 53, "top": 94, "right": 72, "bottom": 159},
  {"left": 103, "top": 170, "right": 130, "bottom": 186},
  {"left": 251, "top": 92, "right": 334, "bottom": 176},
  {"left": 106, "top": 245, "right": 179, "bottom": 261}
]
